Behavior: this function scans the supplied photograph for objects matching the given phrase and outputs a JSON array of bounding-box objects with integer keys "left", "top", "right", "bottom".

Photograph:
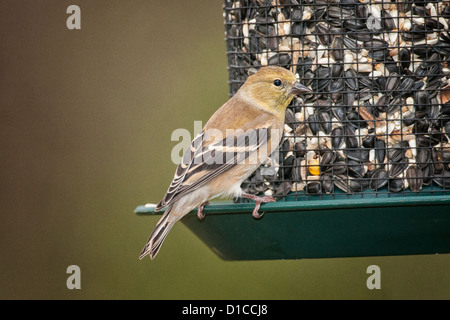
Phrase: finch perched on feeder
[{"left": 140, "top": 66, "right": 310, "bottom": 259}]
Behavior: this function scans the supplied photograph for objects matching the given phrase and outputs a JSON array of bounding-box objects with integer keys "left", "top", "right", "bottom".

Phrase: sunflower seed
[
  {"left": 406, "top": 166, "right": 423, "bottom": 192},
  {"left": 370, "top": 168, "right": 389, "bottom": 190}
]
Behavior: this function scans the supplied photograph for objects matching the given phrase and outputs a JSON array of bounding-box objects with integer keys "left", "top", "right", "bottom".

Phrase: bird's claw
[
  {"left": 252, "top": 207, "right": 265, "bottom": 219},
  {"left": 197, "top": 201, "right": 210, "bottom": 221},
  {"left": 197, "top": 211, "right": 205, "bottom": 221},
  {"left": 241, "top": 193, "right": 276, "bottom": 219}
]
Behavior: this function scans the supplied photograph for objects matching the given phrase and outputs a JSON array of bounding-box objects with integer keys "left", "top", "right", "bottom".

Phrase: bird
[{"left": 139, "top": 66, "right": 311, "bottom": 260}]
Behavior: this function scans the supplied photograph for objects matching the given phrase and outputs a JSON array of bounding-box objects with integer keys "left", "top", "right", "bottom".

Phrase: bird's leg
[
  {"left": 241, "top": 193, "right": 276, "bottom": 219},
  {"left": 197, "top": 201, "right": 210, "bottom": 221}
]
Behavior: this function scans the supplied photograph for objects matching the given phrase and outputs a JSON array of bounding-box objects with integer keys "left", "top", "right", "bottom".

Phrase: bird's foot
[
  {"left": 197, "top": 201, "right": 210, "bottom": 221},
  {"left": 241, "top": 193, "right": 276, "bottom": 219}
]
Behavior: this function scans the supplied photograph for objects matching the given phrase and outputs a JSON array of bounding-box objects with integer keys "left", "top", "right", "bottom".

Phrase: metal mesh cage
[{"left": 224, "top": 0, "right": 450, "bottom": 201}]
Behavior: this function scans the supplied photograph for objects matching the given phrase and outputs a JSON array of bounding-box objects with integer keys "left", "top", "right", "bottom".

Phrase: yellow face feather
[{"left": 238, "top": 66, "right": 309, "bottom": 119}]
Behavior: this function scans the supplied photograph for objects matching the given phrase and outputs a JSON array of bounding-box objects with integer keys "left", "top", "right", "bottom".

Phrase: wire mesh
[{"left": 224, "top": 0, "right": 450, "bottom": 201}]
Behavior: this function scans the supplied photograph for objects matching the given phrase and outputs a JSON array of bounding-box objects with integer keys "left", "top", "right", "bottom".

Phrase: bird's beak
[{"left": 290, "top": 82, "right": 311, "bottom": 96}]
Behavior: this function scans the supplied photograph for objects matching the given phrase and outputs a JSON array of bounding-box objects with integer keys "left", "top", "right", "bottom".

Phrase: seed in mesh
[
  {"left": 369, "top": 168, "right": 389, "bottom": 191},
  {"left": 389, "top": 178, "right": 404, "bottom": 193},
  {"left": 306, "top": 181, "right": 322, "bottom": 195},
  {"left": 406, "top": 166, "right": 424, "bottom": 192}
]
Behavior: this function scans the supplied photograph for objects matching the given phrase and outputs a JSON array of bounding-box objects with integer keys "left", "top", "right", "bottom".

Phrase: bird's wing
[{"left": 155, "top": 127, "right": 272, "bottom": 211}]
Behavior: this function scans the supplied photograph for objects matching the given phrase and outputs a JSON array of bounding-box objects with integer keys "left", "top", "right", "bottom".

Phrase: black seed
[
  {"left": 381, "top": 9, "right": 395, "bottom": 31},
  {"left": 349, "top": 178, "right": 370, "bottom": 192},
  {"left": 432, "top": 148, "right": 444, "bottom": 174},
  {"left": 320, "top": 150, "right": 336, "bottom": 168},
  {"left": 281, "top": 155, "right": 295, "bottom": 179},
  {"left": 268, "top": 53, "right": 291, "bottom": 66},
  {"left": 334, "top": 175, "right": 352, "bottom": 193},
  {"left": 331, "top": 36, "right": 344, "bottom": 61},
  {"left": 321, "top": 175, "right": 334, "bottom": 194},
  {"left": 389, "top": 178, "right": 404, "bottom": 193},
  {"left": 389, "top": 162, "right": 408, "bottom": 178},
  {"left": 331, "top": 63, "right": 344, "bottom": 77},
  {"left": 294, "top": 141, "right": 307, "bottom": 158},
  {"left": 385, "top": 72, "right": 400, "bottom": 92},
  {"left": 306, "top": 181, "right": 322, "bottom": 195},
  {"left": 275, "top": 181, "right": 292, "bottom": 198},
  {"left": 347, "top": 159, "right": 365, "bottom": 178},
  {"left": 388, "top": 142, "right": 408, "bottom": 163},
  {"left": 315, "top": 24, "right": 332, "bottom": 45},
  {"left": 393, "top": 77, "right": 415, "bottom": 99},
  {"left": 331, "top": 127, "right": 344, "bottom": 149},
  {"left": 370, "top": 168, "right": 389, "bottom": 190},
  {"left": 344, "top": 126, "right": 358, "bottom": 149},
  {"left": 318, "top": 110, "right": 332, "bottom": 134},
  {"left": 331, "top": 106, "right": 347, "bottom": 122},
  {"left": 375, "top": 139, "right": 386, "bottom": 164},
  {"left": 308, "top": 114, "right": 320, "bottom": 135},
  {"left": 342, "top": 36, "right": 361, "bottom": 52},
  {"left": 416, "top": 148, "right": 431, "bottom": 169},
  {"left": 344, "top": 68, "right": 358, "bottom": 91},
  {"left": 345, "top": 148, "right": 370, "bottom": 162},
  {"left": 398, "top": 48, "right": 411, "bottom": 70},
  {"left": 406, "top": 166, "right": 423, "bottom": 192},
  {"left": 362, "top": 135, "right": 375, "bottom": 149}
]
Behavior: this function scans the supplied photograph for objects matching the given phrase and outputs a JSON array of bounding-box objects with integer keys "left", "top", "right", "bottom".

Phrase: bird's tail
[{"left": 139, "top": 206, "right": 177, "bottom": 260}]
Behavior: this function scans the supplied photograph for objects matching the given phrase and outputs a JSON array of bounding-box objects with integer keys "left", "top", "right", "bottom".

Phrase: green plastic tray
[{"left": 135, "top": 187, "right": 450, "bottom": 260}]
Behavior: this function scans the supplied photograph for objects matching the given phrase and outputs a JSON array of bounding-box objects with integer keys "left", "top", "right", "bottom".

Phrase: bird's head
[{"left": 239, "top": 66, "right": 311, "bottom": 117}]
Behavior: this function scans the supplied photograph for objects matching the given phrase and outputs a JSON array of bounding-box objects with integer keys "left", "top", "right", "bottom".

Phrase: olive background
[{"left": 1, "top": 0, "right": 449, "bottom": 300}]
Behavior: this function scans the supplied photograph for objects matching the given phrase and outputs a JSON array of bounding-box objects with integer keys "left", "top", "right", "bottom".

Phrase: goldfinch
[{"left": 140, "top": 66, "right": 310, "bottom": 260}]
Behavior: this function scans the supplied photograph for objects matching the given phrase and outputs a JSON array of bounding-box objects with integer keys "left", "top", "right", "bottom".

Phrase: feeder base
[{"left": 135, "top": 192, "right": 450, "bottom": 261}]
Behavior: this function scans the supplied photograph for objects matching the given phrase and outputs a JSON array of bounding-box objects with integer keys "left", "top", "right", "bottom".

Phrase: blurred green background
[{"left": 1, "top": 0, "right": 449, "bottom": 300}]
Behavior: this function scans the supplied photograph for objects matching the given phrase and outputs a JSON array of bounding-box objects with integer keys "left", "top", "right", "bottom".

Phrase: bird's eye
[{"left": 273, "top": 79, "right": 282, "bottom": 87}]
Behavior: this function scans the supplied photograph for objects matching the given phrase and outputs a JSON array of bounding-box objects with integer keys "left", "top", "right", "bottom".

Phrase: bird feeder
[{"left": 136, "top": 0, "right": 450, "bottom": 260}]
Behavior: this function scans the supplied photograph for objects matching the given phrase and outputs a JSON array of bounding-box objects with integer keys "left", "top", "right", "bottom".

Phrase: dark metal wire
[{"left": 224, "top": 0, "right": 450, "bottom": 201}]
